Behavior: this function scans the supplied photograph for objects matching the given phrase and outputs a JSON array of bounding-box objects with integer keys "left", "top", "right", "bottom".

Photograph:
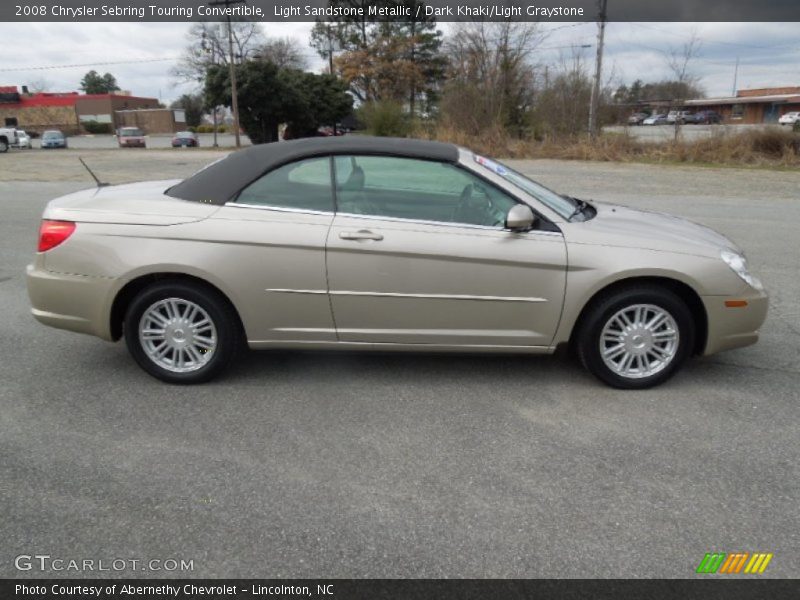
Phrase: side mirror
[{"left": 505, "top": 204, "right": 536, "bottom": 231}]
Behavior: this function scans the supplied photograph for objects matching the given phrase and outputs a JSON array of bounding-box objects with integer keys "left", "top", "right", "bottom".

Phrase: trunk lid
[{"left": 44, "top": 180, "right": 220, "bottom": 225}]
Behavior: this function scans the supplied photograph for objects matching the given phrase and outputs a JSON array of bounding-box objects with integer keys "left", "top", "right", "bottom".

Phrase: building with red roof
[{"left": 1, "top": 86, "right": 184, "bottom": 134}]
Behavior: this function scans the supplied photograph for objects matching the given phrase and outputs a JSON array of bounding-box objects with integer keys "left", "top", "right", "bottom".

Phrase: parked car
[
  {"left": 666, "top": 110, "right": 693, "bottom": 124},
  {"left": 26, "top": 137, "right": 768, "bottom": 389},
  {"left": 688, "top": 110, "right": 723, "bottom": 125},
  {"left": 13, "top": 130, "right": 32, "bottom": 149},
  {"left": 317, "top": 126, "right": 346, "bottom": 136},
  {"left": 627, "top": 112, "right": 648, "bottom": 126},
  {"left": 171, "top": 131, "right": 199, "bottom": 147},
  {"left": 41, "top": 130, "right": 68, "bottom": 149},
  {"left": 643, "top": 114, "right": 668, "bottom": 125},
  {"left": 0, "top": 126, "right": 18, "bottom": 152},
  {"left": 118, "top": 127, "right": 146, "bottom": 148},
  {"left": 778, "top": 111, "right": 800, "bottom": 126}
]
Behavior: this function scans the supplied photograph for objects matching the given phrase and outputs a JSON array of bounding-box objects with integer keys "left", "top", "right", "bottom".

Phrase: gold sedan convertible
[{"left": 26, "top": 137, "right": 768, "bottom": 388}]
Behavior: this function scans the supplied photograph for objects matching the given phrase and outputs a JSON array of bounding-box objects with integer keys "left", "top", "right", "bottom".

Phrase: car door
[
  {"left": 326, "top": 155, "right": 567, "bottom": 348},
  {"left": 206, "top": 156, "right": 337, "bottom": 343}
]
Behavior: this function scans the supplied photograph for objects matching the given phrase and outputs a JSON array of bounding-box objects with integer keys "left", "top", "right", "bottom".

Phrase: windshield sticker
[{"left": 474, "top": 154, "right": 507, "bottom": 175}]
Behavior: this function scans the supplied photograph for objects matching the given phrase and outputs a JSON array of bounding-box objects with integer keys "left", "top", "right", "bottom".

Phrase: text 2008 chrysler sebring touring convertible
[{"left": 26, "top": 137, "right": 768, "bottom": 388}]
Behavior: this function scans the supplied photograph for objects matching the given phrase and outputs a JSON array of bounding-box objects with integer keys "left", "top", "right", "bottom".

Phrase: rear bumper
[
  {"left": 26, "top": 262, "right": 115, "bottom": 340},
  {"left": 701, "top": 289, "right": 769, "bottom": 355}
]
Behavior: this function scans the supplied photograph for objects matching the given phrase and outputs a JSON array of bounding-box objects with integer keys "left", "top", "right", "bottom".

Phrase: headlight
[{"left": 721, "top": 250, "right": 764, "bottom": 291}]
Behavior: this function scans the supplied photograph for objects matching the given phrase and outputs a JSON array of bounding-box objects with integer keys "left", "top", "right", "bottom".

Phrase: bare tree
[
  {"left": 26, "top": 78, "right": 52, "bottom": 93},
  {"left": 171, "top": 22, "right": 266, "bottom": 85},
  {"left": 256, "top": 37, "right": 308, "bottom": 70},
  {"left": 664, "top": 31, "right": 702, "bottom": 140},
  {"left": 533, "top": 46, "right": 594, "bottom": 137},
  {"left": 310, "top": 21, "right": 342, "bottom": 74},
  {"left": 442, "top": 22, "right": 543, "bottom": 135}
]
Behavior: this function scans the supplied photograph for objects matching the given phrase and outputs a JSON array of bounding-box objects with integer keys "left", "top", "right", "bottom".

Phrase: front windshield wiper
[{"left": 566, "top": 196, "right": 588, "bottom": 221}]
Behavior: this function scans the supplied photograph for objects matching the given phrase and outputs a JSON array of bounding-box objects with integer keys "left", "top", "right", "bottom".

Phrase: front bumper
[
  {"left": 701, "top": 288, "right": 769, "bottom": 355},
  {"left": 26, "top": 262, "right": 115, "bottom": 340}
]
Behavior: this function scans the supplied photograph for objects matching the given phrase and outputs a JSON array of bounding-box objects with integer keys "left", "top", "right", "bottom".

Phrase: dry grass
[{"left": 416, "top": 124, "right": 800, "bottom": 167}]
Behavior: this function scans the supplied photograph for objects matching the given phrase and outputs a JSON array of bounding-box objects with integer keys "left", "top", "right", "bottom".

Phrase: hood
[
  {"left": 564, "top": 202, "right": 739, "bottom": 258},
  {"left": 44, "top": 180, "right": 220, "bottom": 225}
]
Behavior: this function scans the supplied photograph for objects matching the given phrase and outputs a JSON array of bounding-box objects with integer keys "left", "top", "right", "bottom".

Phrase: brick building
[
  {"left": 0, "top": 86, "right": 185, "bottom": 134},
  {"left": 684, "top": 86, "right": 800, "bottom": 124}
]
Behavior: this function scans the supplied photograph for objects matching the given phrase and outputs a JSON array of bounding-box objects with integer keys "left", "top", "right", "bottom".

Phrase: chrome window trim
[
  {"left": 335, "top": 211, "right": 564, "bottom": 236},
  {"left": 223, "top": 202, "right": 562, "bottom": 236},
  {"left": 224, "top": 202, "right": 334, "bottom": 216}
]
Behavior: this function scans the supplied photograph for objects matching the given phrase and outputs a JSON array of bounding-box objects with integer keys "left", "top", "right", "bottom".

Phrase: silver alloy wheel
[
  {"left": 599, "top": 303, "right": 679, "bottom": 379},
  {"left": 138, "top": 297, "right": 217, "bottom": 373}
]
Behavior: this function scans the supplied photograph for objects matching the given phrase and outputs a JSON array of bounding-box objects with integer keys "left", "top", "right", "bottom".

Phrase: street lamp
[{"left": 208, "top": 0, "right": 245, "bottom": 148}]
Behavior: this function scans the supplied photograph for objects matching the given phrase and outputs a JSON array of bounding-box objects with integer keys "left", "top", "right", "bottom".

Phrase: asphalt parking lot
[
  {"left": 1, "top": 150, "right": 798, "bottom": 578},
  {"left": 18, "top": 132, "right": 250, "bottom": 150}
]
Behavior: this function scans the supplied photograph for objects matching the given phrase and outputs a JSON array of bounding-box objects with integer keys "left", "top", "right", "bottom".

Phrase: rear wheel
[
  {"left": 0, "top": 138, "right": 8, "bottom": 153},
  {"left": 124, "top": 281, "right": 241, "bottom": 384},
  {"left": 576, "top": 286, "right": 695, "bottom": 389}
]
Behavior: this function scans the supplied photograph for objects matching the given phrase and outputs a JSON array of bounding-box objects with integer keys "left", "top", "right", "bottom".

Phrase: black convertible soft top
[{"left": 166, "top": 136, "right": 460, "bottom": 205}]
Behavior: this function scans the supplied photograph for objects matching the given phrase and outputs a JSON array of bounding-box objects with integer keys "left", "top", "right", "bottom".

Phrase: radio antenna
[{"left": 78, "top": 157, "right": 109, "bottom": 187}]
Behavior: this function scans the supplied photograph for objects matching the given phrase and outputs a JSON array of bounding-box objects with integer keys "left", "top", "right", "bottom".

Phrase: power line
[
  {"left": 538, "top": 42, "right": 594, "bottom": 51},
  {"left": 0, "top": 57, "right": 178, "bottom": 72},
  {"left": 629, "top": 23, "right": 799, "bottom": 51},
  {"left": 615, "top": 39, "right": 791, "bottom": 67},
  {"left": 544, "top": 22, "right": 593, "bottom": 33}
]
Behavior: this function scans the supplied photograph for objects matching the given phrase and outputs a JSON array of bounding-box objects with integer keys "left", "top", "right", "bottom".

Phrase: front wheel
[
  {"left": 124, "top": 281, "right": 241, "bottom": 384},
  {"left": 576, "top": 286, "right": 695, "bottom": 389}
]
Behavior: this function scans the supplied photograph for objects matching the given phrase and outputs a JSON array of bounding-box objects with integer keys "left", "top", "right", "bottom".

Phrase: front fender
[{"left": 552, "top": 243, "right": 746, "bottom": 347}]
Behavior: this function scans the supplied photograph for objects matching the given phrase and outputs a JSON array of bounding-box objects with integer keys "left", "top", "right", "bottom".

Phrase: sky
[{"left": 0, "top": 21, "right": 798, "bottom": 105}]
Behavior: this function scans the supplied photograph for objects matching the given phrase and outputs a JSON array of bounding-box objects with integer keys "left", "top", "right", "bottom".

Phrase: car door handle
[{"left": 339, "top": 230, "right": 384, "bottom": 241}]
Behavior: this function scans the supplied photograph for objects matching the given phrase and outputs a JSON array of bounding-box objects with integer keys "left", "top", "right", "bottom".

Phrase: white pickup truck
[{"left": 0, "top": 126, "right": 19, "bottom": 152}]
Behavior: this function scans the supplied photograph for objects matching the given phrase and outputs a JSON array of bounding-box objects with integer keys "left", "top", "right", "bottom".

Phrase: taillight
[{"left": 38, "top": 220, "right": 76, "bottom": 252}]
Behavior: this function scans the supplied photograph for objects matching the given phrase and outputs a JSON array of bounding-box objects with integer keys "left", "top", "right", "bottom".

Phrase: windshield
[
  {"left": 121, "top": 128, "right": 143, "bottom": 136},
  {"left": 472, "top": 154, "right": 576, "bottom": 219},
  {"left": 43, "top": 132, "right": 62, "bottom": 139}
]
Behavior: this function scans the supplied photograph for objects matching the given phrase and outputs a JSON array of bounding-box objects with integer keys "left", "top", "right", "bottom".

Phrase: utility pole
[
  {"left": 326, "top": 24, "right": 335, "bottom": 74},
  {"left": 208, "top": 0, "right": 245, "bottom": 148},
  {"left": 588, "top": 0, "right": 608, "bottom": 138},
  {"left": 201, "top": 30, "right": 219, "bottom": 147},
  {"left": 732, "top": 56, "right": 739, "bottom": 96}
]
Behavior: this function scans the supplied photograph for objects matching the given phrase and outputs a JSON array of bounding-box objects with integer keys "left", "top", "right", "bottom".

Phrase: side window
[
  {"left": 236, "top": 157, "right": 333, "bottom": 212},
  {"left": 333, "top": 155, "right": 518, "bottom": 227}
]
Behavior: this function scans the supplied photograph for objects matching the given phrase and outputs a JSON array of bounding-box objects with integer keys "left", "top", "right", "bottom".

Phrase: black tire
[
  {"left": 124, "top": 280, "right": 241, "bottom": 384},
  {"left": 576, "top": 285, "right": 695, "bottom": 389},
  {"left": 0, "top": 138, "right": 8, "bottom": 153}
]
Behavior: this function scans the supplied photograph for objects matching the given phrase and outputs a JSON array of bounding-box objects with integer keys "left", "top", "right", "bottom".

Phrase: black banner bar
[
  {"left": 3, "top": 0, "right": 800, "bottom": 23},
  {"left": 3, "top": 579, "right": 800, "bottom": 600}
]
